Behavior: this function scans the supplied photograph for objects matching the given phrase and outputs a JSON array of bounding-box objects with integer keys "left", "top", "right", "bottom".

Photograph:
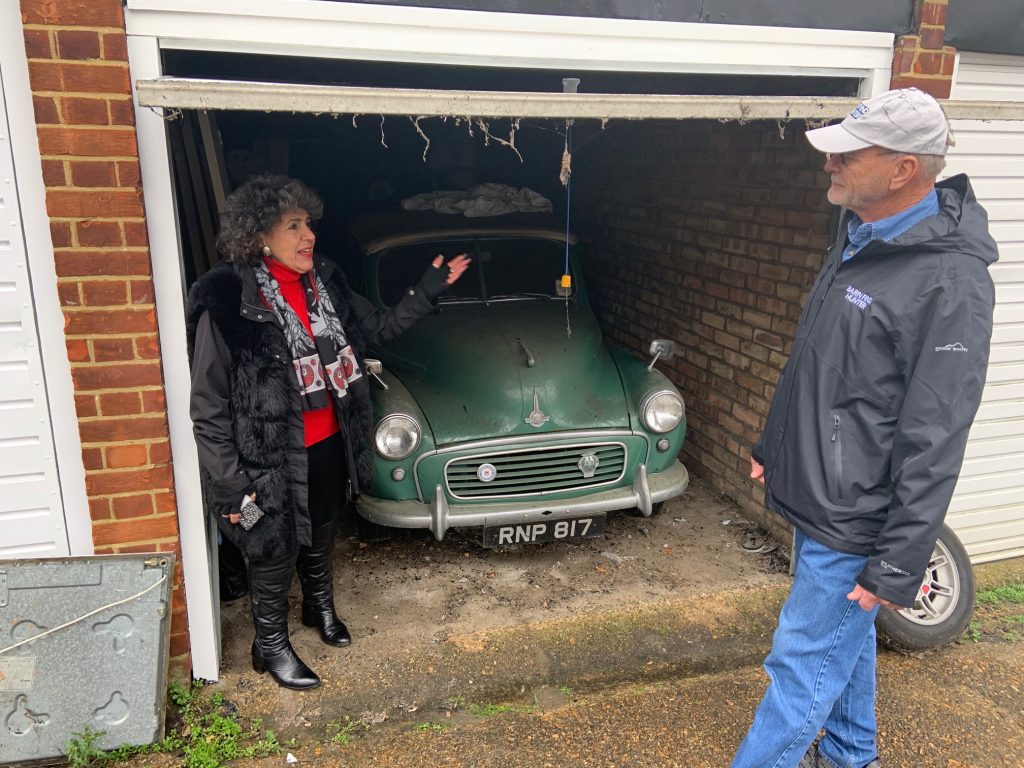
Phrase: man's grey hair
[
  {"left": 916, "top": 154, "right": 947, "bottom": 180},
  {"left": 916, "top": 121, "right": 953, "bottom": 180}
]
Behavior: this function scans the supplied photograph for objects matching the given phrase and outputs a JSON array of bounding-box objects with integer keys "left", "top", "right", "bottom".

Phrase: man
[{"left": 731, "top": 88, "right": 997, "bottom": 768}]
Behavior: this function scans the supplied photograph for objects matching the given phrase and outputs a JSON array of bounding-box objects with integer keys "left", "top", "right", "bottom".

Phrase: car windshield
[{"left": 377, "top": 236, "right": 573, "bottom": 306}]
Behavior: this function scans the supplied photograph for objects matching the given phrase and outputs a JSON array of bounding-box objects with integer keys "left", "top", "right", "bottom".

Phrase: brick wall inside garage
[
  {"left": 20, "top": 0, "right": 190, "bottom": 679},
  {"left": 576, "top": 120, "right": 832, "bottom": 539}
]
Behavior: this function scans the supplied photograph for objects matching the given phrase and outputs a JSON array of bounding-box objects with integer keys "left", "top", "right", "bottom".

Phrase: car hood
[{"left": 374, "top": 301, "right": 630, "bottom": 445}]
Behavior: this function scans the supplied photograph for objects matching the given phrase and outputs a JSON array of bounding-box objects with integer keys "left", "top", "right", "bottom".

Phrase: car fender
[
  {"left": 607, "top": 345, "right": 687, "bottom": 473},
  {"left": 368, "top": 367, "right": 436, "bottom": 499}
]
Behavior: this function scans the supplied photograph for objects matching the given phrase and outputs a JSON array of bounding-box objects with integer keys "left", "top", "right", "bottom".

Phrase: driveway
[{"left": 214, "top": 477, "right": 791, "bottom": 737}]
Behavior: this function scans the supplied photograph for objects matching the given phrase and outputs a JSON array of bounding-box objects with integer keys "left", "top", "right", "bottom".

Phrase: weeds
[
  {"left": 67, "top": 728, "right": 122, "bottom": 768},
  {"left": 169, "top": 681, "right": 281, "bottom": 768},
  {"left": 67, "top": 726, "right": 176, "bottom": 767},
  {"left": 442, "top": 695, "right": 520, "bottom": 718},
  {"left": 443, "top": 695, "right": 467, "bottom": 710},
  {"left": 965, "top": 619, "right": 981, "bottom": 643},
  {"left": 326, "top": 718, "right": 362, "bottom": 746},
  {"left": 64, "top": 681, "right": 280, "bottom": 768},
  {"left": 414, "top": 722, "right": 447, "bottom": 732},
  {"left": 962, "top": 580, "right": 1024, "bottom": 644},
  {"left": 976, "top": 582, "right": 1024, "bottom": 606},
  {"left": 467, "top": 703, "right": 515, "bottom": 718}
]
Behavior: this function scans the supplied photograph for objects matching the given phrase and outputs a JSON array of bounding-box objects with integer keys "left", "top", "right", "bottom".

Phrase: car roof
[{"left": 351, "top": 211, "right": 577, "bottom": 254}]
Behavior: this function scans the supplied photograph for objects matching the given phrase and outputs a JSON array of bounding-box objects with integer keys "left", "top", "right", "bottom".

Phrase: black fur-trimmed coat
[{"left": 185, "top": 256, "right": 432, "bottom": 561}]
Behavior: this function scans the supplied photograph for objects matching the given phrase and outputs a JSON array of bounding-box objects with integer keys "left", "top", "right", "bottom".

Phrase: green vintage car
[{"left": 351, "top": 212, "right": 689, "bottom": 545}]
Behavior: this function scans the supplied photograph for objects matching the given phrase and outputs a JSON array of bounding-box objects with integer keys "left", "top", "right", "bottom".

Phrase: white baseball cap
[{"left": 806, "top": 88, "right": 951, "bottom": 156}]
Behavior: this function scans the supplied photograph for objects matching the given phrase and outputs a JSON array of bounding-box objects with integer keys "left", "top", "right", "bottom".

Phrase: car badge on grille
[
  {"left": 577, "top": 452, "right": 600, "bottom": 478},
  {"left": 525, "top": 388, "right": 550, "bottom": 428},
  {"left": 477, "top": 463, "right": 497, "bottom": 483}
]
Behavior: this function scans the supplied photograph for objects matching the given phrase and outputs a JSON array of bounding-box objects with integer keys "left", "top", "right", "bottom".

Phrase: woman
[{"left": 186, "top": 175, "right": 468, "bottom": 690}]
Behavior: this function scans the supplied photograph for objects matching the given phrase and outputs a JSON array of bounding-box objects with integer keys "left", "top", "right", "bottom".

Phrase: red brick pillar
[
  {"left": 20, "top": 0, "right": 191, "bottom": 680},
  {"left": 890, "top": 0, "right": 956, "bottom": 98}
]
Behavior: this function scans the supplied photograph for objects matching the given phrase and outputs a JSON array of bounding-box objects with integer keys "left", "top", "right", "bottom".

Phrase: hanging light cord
[
  {"left": 563, "top": 120, "right": 573, "bottom": 339},
  {"left": 564, "top": 120, "right": 572, "bottom": 280}
]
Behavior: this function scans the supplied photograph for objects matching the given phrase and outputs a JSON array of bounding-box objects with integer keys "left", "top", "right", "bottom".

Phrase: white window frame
[{"left": 127, "top": 0, "right": 901, "bottom": 681}]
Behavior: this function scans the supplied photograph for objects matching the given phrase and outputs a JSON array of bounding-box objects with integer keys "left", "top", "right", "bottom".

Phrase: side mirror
[{"left": 647, "top": 339, "right": 677, "bottom": 371}]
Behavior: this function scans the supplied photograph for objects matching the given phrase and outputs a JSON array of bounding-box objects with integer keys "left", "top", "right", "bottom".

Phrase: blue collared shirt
[{"left": 843, "top": 190, "right": 939, "bottom": 261}]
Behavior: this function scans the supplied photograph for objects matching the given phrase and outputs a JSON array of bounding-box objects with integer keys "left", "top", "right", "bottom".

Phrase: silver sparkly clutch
[{"left": 239, "top": 500, "right": 265, "bottom": 531}]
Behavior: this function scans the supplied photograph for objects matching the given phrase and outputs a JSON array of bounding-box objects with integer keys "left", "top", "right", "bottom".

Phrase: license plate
[{"left": 482, "top": 515, "right": 606, "bottom": 548}]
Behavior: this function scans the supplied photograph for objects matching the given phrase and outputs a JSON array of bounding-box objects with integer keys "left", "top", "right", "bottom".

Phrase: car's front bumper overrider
[{"left": 357, "top": 460, "right": 689, "bottom": 541}]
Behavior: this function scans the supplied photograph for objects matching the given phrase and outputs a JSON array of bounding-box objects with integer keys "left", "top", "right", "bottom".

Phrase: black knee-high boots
[
  {"left": 248, "top": 550, "right": 320, "bottom": 690},
  {"left": 297, "top": 521, "right": 352, "bottom": 647}
]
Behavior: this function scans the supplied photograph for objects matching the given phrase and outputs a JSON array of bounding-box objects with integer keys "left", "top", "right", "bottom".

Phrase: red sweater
[{"left": 266, "top": 258, "right": 341, "bottom": 446}]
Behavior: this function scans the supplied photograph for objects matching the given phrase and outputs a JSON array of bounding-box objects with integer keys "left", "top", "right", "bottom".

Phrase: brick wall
[
  {"left": 890, "top": 0, "right": 956, "bottom": 98},
  {"left": 576, "top": 120, "right": 831, "bottom": 539},
  {"left": 20, "top": 0, "right": 190, "bottom": 679}
]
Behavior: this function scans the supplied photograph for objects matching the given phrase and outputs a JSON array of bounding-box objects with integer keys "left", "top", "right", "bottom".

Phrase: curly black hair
[{"left": 215, "top": 174, "right": 324, "bottom": 265}]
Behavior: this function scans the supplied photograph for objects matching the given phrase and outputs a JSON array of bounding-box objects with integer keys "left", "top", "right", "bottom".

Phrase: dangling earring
[{"left": 261, "top": 244, "right": 272, "bottom": 257}]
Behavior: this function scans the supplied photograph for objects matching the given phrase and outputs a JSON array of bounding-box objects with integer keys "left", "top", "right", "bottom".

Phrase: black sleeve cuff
[
  {"left": 210, "top": 472, "right": 254, "bottom": 506},
  {"left": 416, "top": 263, "right": 449, "bottom": 302}
]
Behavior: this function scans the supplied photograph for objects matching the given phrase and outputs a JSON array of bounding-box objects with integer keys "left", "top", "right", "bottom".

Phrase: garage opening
[{"left": 162, "top": 50, "right": 850, "bottom": 544}]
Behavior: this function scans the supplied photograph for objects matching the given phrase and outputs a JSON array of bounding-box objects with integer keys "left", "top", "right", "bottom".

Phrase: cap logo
[{"left": 850, "top": 104, "right": 871, "bottom": 119}]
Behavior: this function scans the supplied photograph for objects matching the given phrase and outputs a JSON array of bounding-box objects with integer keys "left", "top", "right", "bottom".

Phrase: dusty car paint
[
  {"left": 352, "top": 217, "right": 689, "bottom": 539},
  {"left": 376, "top": 301, "right": 630, "bottom": 445}
]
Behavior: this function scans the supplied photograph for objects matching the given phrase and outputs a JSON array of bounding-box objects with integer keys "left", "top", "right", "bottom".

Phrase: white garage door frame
[
  {"left": 126, "top": 0, "right": 903, "bottom": 680},
  {"left": 945, "top": 51, "right": 1024, "bottom": 564},
  {"left": 0, "top": 2, "right": 93, "bottom": 559}
]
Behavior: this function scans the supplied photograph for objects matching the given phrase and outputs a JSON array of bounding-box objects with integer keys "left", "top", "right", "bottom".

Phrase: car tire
[{"left": 875, "top": 523, "right": 975, "bottom": 653}]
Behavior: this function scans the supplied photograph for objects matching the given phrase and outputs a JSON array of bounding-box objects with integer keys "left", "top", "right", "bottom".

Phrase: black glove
[{"left": 417, "top": 261, "right": 450, "bottom": 302}]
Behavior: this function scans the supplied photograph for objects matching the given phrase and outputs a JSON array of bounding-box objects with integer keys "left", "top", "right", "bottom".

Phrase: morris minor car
[{"left": 351, "top": 212, "right": 689, "bottom": 546}]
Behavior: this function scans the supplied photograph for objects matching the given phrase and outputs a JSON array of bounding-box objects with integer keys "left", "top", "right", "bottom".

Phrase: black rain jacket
[{"left": 752, "top": 175, "right": 997, "bottom": 607}]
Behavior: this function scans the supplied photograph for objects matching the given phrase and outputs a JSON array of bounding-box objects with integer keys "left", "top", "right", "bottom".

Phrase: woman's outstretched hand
[{"left": 432, "top": 253, "right": 471, "bottom": 284}]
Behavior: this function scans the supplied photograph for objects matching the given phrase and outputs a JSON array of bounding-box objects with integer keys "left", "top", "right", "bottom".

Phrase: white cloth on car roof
[{"left": 401, "top": 183, "right": 552, "bottom": 217}]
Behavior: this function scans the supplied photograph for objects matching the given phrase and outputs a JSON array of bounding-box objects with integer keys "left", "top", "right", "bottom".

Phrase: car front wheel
[{"left": 875, "top": 523, "right": 975, "bottom": 652}]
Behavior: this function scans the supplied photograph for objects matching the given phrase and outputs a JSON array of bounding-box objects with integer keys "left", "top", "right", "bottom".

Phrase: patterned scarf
[{"left": 254, "top": 261, "right": 363, "bottom": 412}]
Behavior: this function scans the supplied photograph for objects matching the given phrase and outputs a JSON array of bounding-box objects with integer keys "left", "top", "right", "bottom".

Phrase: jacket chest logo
[{"left": 844, "top": 285, "right": 874, "bottom": 311}]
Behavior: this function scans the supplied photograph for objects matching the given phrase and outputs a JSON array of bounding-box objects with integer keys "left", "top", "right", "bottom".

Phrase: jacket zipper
[
  {"left": 764, "top": 246, "right": 841, "bottom": 498},
  {"left": 831, "top": 414, "right": 844, "bottom": 500}
]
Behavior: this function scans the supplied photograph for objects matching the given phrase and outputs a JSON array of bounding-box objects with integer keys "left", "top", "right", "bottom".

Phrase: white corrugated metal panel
[
  {"left": 946, "top": 52, "right": 1024, "bottom": 563},
  {"left": 0, "top": 64, "right": 70, "bottom": 558}
]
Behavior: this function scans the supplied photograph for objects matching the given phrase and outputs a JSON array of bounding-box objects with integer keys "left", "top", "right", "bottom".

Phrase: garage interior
[{"left": 163, "top": 49, "right": 853, "bottom": 540}]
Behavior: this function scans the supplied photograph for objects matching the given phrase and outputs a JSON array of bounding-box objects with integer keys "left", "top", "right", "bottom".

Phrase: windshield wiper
[{"left": 489, "top": 293, "right": 552, "bottom": 301}]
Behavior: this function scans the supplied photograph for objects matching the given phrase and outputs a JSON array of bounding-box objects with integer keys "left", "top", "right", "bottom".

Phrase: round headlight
[
  {"left": 374, "top": 414, "right": 422, "bottom": 459},
  {"left": 641, "top": 390, "right": 684, "bottom": 434}
]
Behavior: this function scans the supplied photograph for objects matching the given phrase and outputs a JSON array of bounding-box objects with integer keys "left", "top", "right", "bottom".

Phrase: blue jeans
[{"left": 731, "top": 529, "right": 881, "bottom": 768}]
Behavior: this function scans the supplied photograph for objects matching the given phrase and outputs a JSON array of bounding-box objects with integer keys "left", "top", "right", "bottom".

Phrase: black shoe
[
  {"left": 301, "top": 605, "right": 351, "bottom": 647},
  {"left": 251, "top": 640, "right": 320, "bottom": 690},
  {"left": 799, "top": 742, "right": 880, "bottom": 768},
  {"left": 249, "top": 550, "right": 321, "bottom": 690},
  {"left": 297, "top": 521, "right": 353, "bottom": 647}
]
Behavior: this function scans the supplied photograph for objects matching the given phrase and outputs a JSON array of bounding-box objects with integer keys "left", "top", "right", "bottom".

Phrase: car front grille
[{"left": 444, "top": 442, "right": 626, "bottom": 499}]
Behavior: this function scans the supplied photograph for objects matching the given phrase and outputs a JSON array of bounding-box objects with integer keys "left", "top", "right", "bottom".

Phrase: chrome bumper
[{"left": 357, "top": 461, "right": 689, "bottom": 541}]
